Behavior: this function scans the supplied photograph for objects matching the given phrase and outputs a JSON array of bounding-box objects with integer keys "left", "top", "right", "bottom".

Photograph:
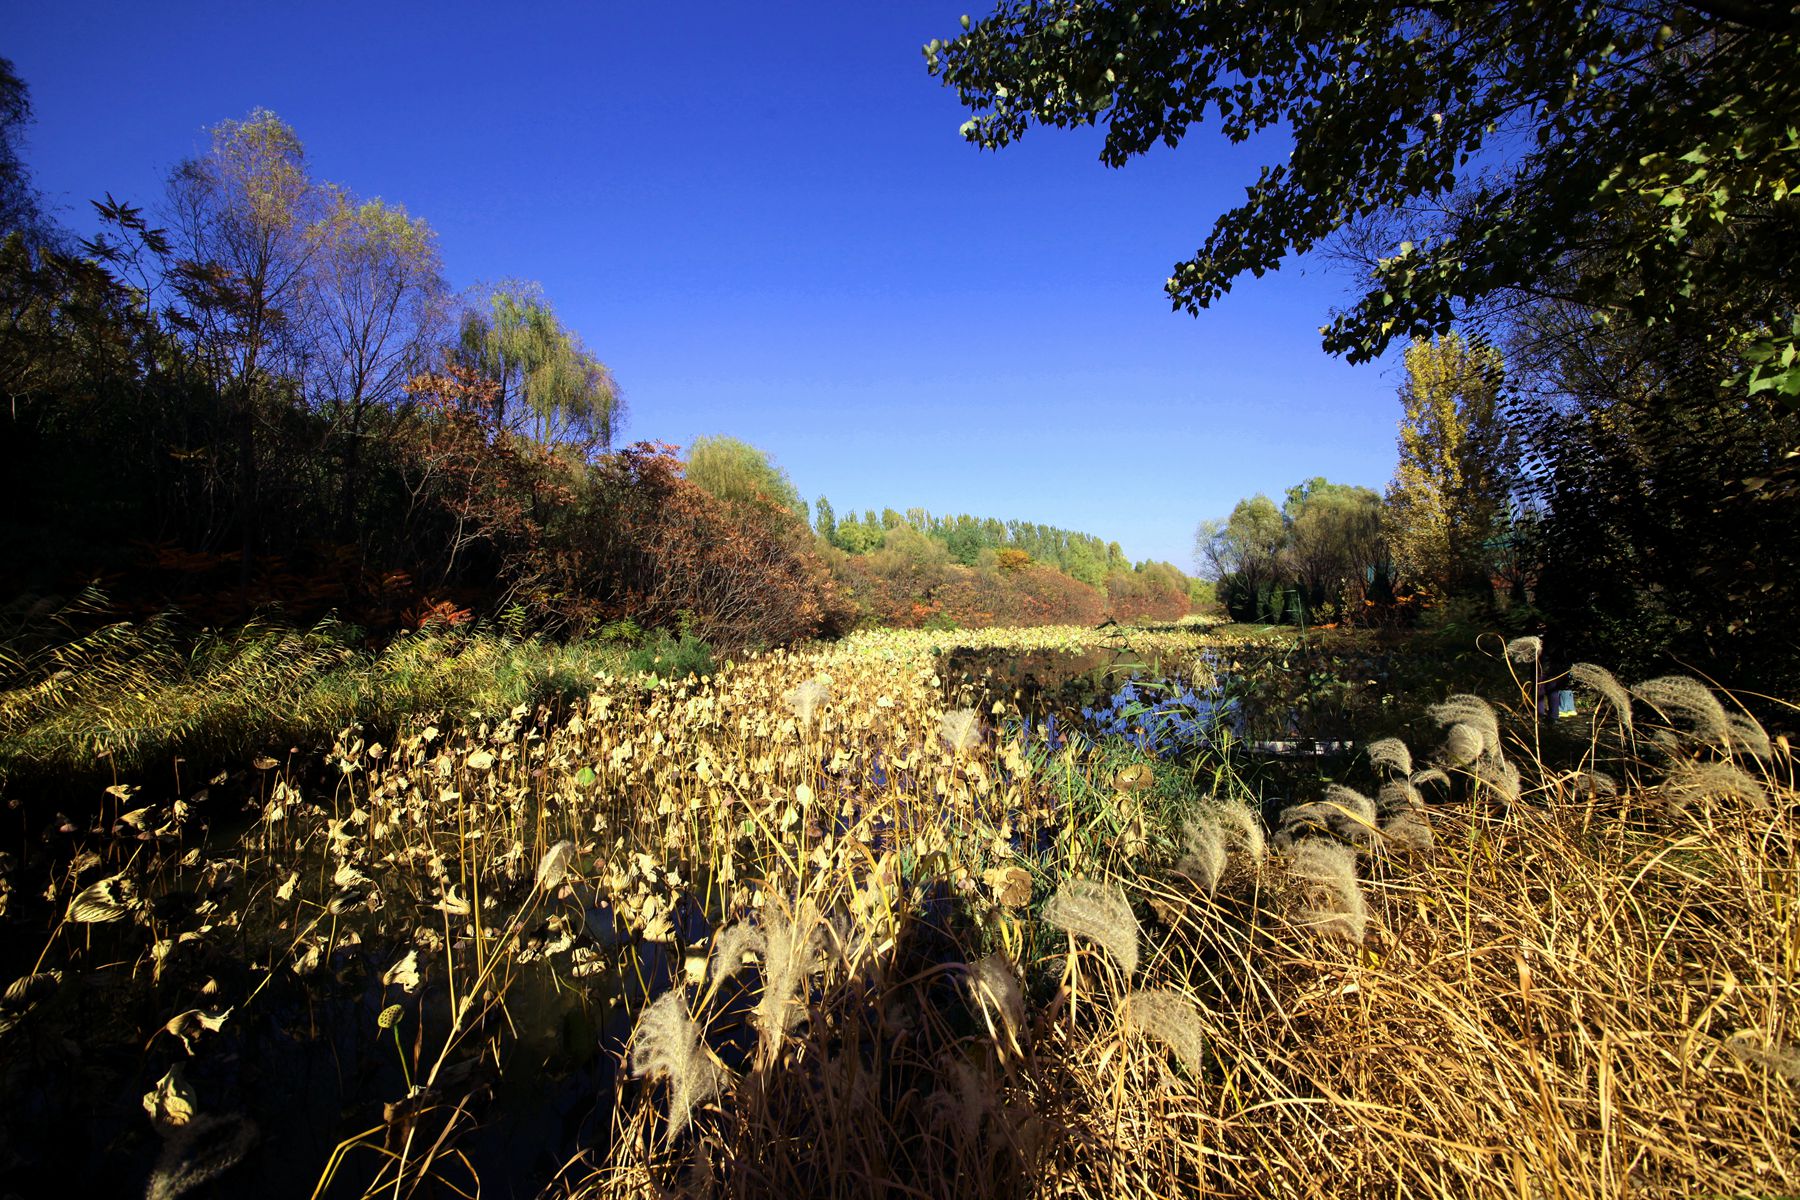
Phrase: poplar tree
[{"left": 1386, "top": 333, "right": 1513, "bottom": 597}]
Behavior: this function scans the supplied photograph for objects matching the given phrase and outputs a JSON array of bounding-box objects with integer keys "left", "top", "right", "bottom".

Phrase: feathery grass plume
[
  {"left": 927, "top": 1055, "right": 994, "bottom": 1148},
  {"left": 1476, "top": 753, "right": 1523, "bottom": 805},
  {"left": 630, "top": 990, "right": 727, "bottom": 1139},
  {"left": 1574, "top": 770, "right": 1618, "bottom": 798},
  {"left": 967, "top": 952, "right": 1027, "bottom": 1050},
  {"left": 1505, "top": 636, "right": 1542, "bottom": 664},
  {"left": 1176, "top": 814, "right": 1226, "bottom": 891},
  {"left": 1631, "top": 675, "right": 1731, "bottom": 750},
  {"left": 1216, "top": 795, "right": 1267, "bottom": 866},
  {"left": 1324, "top": 783, "right": 1376, "bottom": 824},
  {"left": 1725, "top": 712, "right": 1772, "bottom": 761},
  {"left": 145, "top": 1114, "right": 257, "bottom": 1200},
  {"left": 1724, "top": 1029, "right": 1800, "bottom": 1080},
  {"left": 1569, "top": 662, "right": 1633, "bottom": 734},
  {"left": 752, "top": 901, "right": 827, "bottom": 1046},
  {"left": 1365, "top": 737, "right": 1413, "bottom": 779},
  {"left": 1409, "top": 766, "right": 1451, "bottom": 789},
  {"left": 1665, "top": 760, "right": 1771, "bottom": 814},
  {"left": 1282, "top": 837, "right": 1367, "bottom": 945},
  {"left": 937, "top": 707, "right": 981, "bottom": 754},
  {"left": 783, "top": 676, "right": 830, "bottom": 729},
  {"left": 1123, "top": 987, "right": 1206, "bottom": 1072},
  {"left": 1042, "top": 879, "right": 1139, "bottom": 977},
  {"left": 708, "top": 922, "right": 766, "bottom": 984},
  {"left": 1376, "top": 779, "right": 1425, "bottom": 818},
  {"left": 1381, "top": 810, "right": 1435, "bottom": 856},
  {"left": 1440, "top": 723, "right": 1485, "bottom": 768},
  {"left": 1429, "top": 694, "right": 1500, "bottom": 754}
]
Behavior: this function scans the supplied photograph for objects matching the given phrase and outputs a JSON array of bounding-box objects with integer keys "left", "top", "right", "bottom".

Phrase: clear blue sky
[{"left": 10, "top": 1, "right": 1403, "bottom": 569}]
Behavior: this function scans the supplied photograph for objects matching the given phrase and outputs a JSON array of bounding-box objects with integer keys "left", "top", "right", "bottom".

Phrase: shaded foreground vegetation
[{"left": 1, "top": 622, "right": 1793, "bottom": 1198}]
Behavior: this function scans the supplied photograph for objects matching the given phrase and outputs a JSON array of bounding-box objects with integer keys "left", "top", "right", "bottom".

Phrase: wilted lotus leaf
[
  {"left": 275, "top": 871, "right": 300, "bottom": 902},
  {"left": 1112, "top": 763, "right": 1155, "bottom": 793},
  {"left": 381, "top": 949, "right": 421, "bottom": 993},
  {"left": 163, "top": 1007, "right": 232, "bottom": 1054},
  {"left": 332, "top": 863, "right": 371, "bottom": 889},
  {"left": 67, "top": 874, "right": 135, "bottom": 922},
  {"left": 536, "top": 840, "right": 577, "bottom": 891},
  {"left": 143, "top": 1064, "right": 197, "bottom": 1134},
  {"left": 0, "top": 969, "right": 61, "bottom": 1034},
  {"left": 466, "top": 749, "right": 496, "bottom": 771},
  {"left": 252, "top": 755, "right": 279, "bottom": 771},
  {"left": 983, "top": 864, "right": 1033, "bottom": 909}
]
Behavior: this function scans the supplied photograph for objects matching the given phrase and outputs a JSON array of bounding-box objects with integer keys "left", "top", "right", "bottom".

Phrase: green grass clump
[{"left": 0, "top": 606, "right": 627, "bottom": 786}]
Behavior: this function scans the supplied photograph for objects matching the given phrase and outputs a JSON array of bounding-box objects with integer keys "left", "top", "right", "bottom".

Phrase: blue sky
[{"left": 10, "top": 1, "right": 1403, "bottom": 568}]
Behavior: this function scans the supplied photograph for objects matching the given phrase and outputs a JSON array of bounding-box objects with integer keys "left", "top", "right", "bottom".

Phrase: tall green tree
[
  {"left": 1196, "top": 494, "right": 1286, "bottom": 618},
  {"left": 927, "top": 2, "right": 1800, "bottom": 400}
]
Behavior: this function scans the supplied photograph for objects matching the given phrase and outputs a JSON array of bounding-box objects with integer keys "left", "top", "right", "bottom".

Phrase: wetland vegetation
[{"left": 4, "top": 1, "right": 1799, "bottom": 1195}]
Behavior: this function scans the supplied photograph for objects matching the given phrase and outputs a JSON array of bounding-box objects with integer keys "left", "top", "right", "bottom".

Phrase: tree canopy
[{"left": 927, "top": 2, "right": 1800, "bottom": 400}]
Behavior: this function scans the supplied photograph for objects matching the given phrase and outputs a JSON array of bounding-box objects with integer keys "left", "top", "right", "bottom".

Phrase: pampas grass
[
  {"left": 629, "top": 990, "right": 727, "bottom": 1139},
  {"left": 938, "top": 707, "right": 982, "bottom": 754},
  {"left": 1122, "top": 988, "right": 1205, "bottom": 1072},
  {"left": 1042, "top": 880, "right": 1139, "bottom": 978},
  {"left": 1632, "top": 674, "right": 1732, "bottom": 749},
  {"left": 967, "top": 953, "right": 1027, "bottom": 1052},
  {"left": 1282, "top": 837, "right": 1367, "bottom": 944},
  {"left": 1570, "top": 662, "right": 1633, "bottom": 733},
  {"left": 1365, "top": 736, "right": 1412, "bottom": 779}
]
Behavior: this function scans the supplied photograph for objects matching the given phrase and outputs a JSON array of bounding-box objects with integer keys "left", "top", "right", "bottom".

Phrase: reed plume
[
  {"left": 1176, "top": 814, "right": 1226, "bottom": 891},
  {"left": 1724, "top": 1029, "right": 1800, "bottom": 1080},
  {"left": 1381, "top": 810, "right": 1434, "bottom": 856},
  {"left": 1216, "top": 795, "right": 1267, "bottom": 866},
  {"left": 144, "top": 1114, "right": 256, "bottom": 1200},
  {"left": 967, "top": 952, "right": 1027, "bottom": 1051},
  {"left": 752, "top": 901, "right": 827, "bottom": 1053},
  {"left": 938, "top": 707, "right": 981, "bottom": 754},
  {"left": 1725, "top": 712, "right": 1772, "bottom": 761},
  {"left": 1123, "top": 987, "right": 1206, "bottom": 1072},
  {"left": 1429, "top": 694, "right": 1500, "bottom": 756},
  {"left": 784, "top": 676, "right": 830, "bottom": 729},
  {"left": 1439, "top": 723, "right": 1485, "bottom": 768},
  {"left": 1366, "top": 737, "right": 1412, "bottom": 779},
  {"left": 1042, "top": 879, "right": 1139, "bottom": 977},
  {"left": 1505, "top": 636, "right": 1542, "bottom": 664},
  {"left": 630, "top": 989, "right": 727, "bottom": 1139},
  {"left": 1570, "top": 662, "right": 1633, "bottom": 734},
  {"left": 1664, "top": 760, "right": 1771, "bottom": 814},
  {"left": 1376, "top": 779, "right": 1424, "bottom": 818},
  {"left": 1283, "top": 837, "right": 1367, "bottom": 945},
  {"left": 708, "top": 922, "right": 765, "bottom": 984},
  {"left": 1631, "top": 675, "right": 1731, "bottom": 750}
]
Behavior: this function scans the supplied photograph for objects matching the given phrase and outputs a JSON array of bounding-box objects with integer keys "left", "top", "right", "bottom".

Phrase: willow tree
[
  {"left": 459, "top": 282, "right": 621, "bottom": 450},
  {"left": 1386, "top": 333, "right": 1514, "bottom": 597},
  {"left": 684, "top": 435, "right": 805, "bottom": 517}
]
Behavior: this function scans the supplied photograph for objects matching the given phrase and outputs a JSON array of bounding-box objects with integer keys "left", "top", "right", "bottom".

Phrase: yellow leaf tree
[{"left": 1386, "top": 333, "right": 1513, "bottom": 598}]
